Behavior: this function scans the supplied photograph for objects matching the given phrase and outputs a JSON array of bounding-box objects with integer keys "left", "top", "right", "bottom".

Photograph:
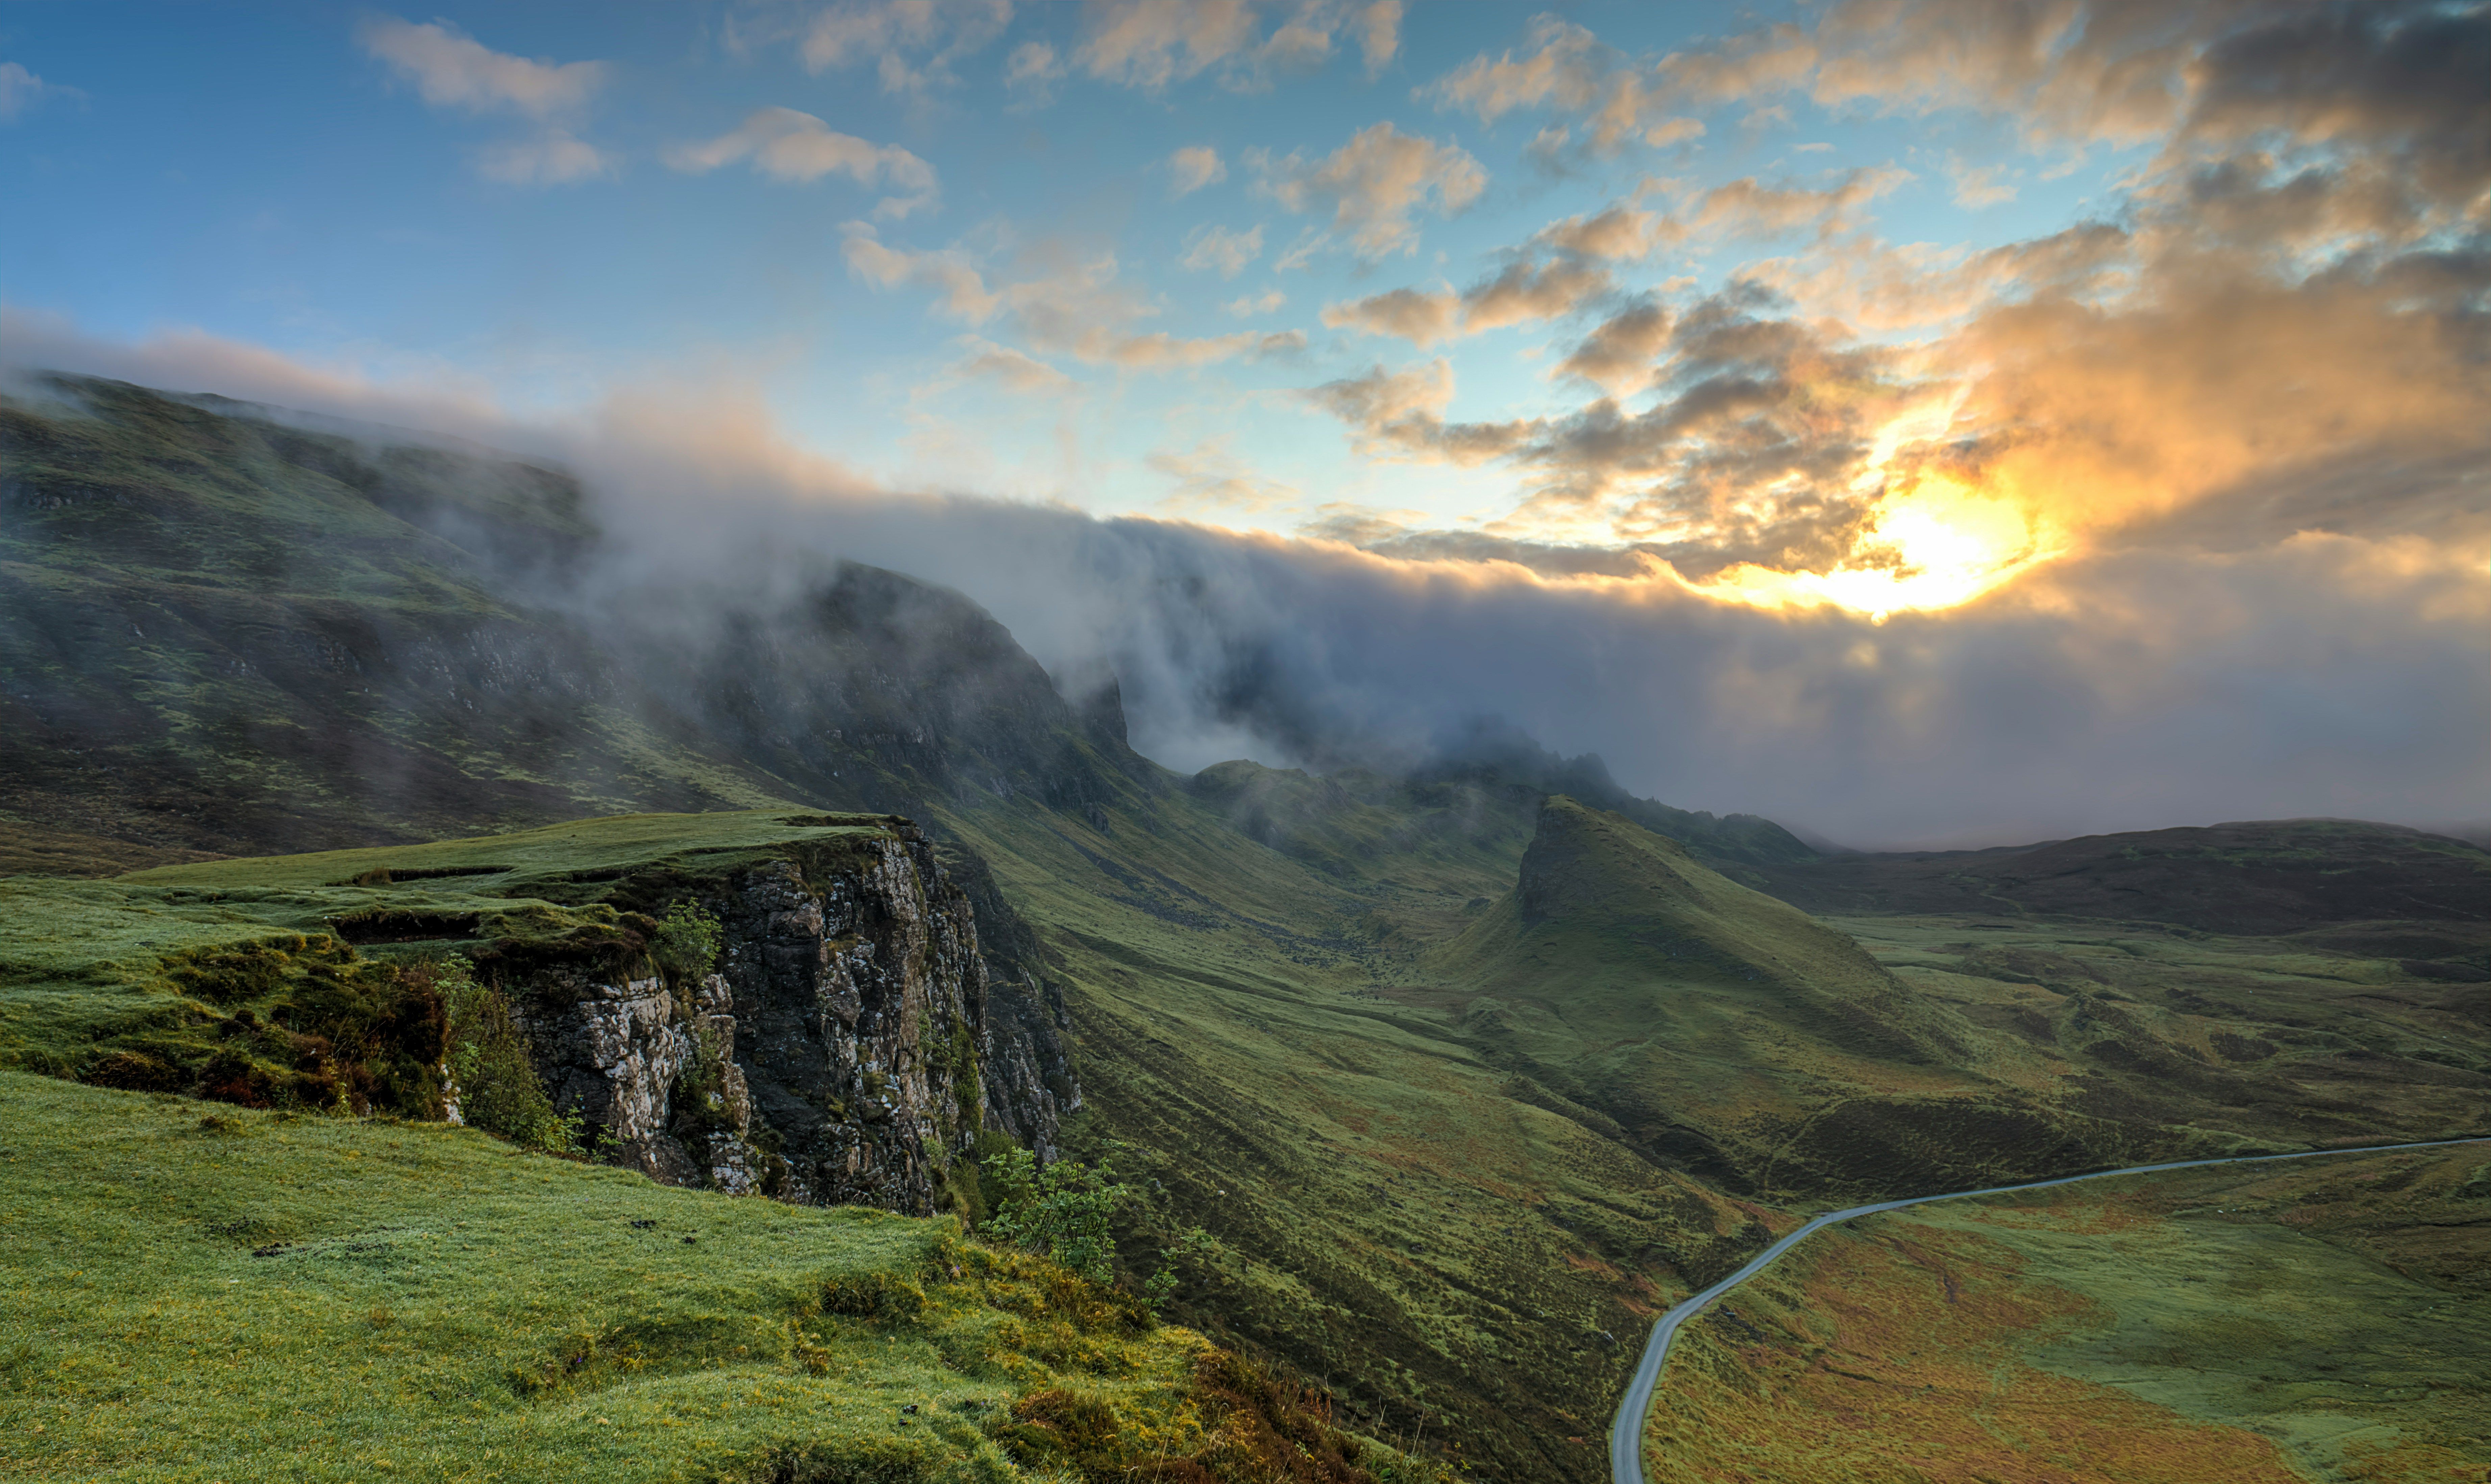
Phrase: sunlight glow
[{"left": 1686, "top": 402, "right": 2063, "bottom": 620}]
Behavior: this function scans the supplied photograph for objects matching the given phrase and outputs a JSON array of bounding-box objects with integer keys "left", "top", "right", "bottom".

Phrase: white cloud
[
  {"left": 840, "top": 223, "right": 1001, "bottom": 322},
  {"left": 1180, "top": 224, "right": 1263, "bottom": 278},
  {"left": 476, "top": 131, "right": 616, "bottom": 186},
  {"left": 1948, "top": 156, "right": 2018, "bottom": 208},
  {"left": 671, "top": 108, "right": 938, "bottom": 219},
  {"left": 1077, "top": 0, "right": 1260, "bottom": 92},
  {"left": 1256, "top": 122, "right": 1487, "bottom": 257},
  {"left": 1224, "top": 288, "right": 1287, "bottom": 317},
  {"left": 1150, "top": 437, "right": 1303, "bottom": 515},
  {"left": 1004, "top": 39, "right": 1067, "bottom": 101},
  {"left": 799, "top": 0, "right": 1014, "bottom": 93},
  {"left": 1072, "top": 0, "right": 1394, "bottom": 94},
  {"left": 956, "top": 339, "right": 1077, "bottom": 396},
  {"left": 1168, "top": 144, "right": 1227, "bottom": 196},
  {"left": 0, "top": 60, "right": 80, "bottom": 123},
  {"left": 1355, "top": 0, "right": 1402, "bottom": 77},
  {"left": 358, "top": 17, "right": 605, "bottom": 117}
]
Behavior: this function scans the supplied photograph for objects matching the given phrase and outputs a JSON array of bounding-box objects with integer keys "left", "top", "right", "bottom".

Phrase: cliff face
[
  {"left": 711, "top": 826, "right": 985, "bottom": 1210},
  {"left": 516, "top": 967, "right": 761, "bottom": 1194},
  {"left": 508, "top": 818, "right": 1006, "bottom": 1215}
]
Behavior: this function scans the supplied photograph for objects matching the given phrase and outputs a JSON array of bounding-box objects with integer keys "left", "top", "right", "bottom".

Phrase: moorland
[{"left": 3, "top": 377, "right": 2487, "bottom": 1483}]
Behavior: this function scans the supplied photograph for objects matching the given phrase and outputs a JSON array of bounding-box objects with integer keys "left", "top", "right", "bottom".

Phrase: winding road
[{"left": 1608, "top": 1135, "right": 2491, "bottom": 1484}]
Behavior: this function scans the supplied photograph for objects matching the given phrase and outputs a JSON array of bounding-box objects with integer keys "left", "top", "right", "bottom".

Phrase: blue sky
[
  {"left": 3, "top": 3, "right": 2143, "bottom": 540},
  {"left": 4, "top": 2, "right": 2486, "bottom": 840}
]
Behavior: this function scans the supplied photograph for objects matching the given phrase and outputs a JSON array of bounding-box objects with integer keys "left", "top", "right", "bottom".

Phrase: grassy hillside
[
  {"left": 0, "top": 1071, "right": 1442, "bottom": 1484},
  {"left": 1647, "top": 1143, "right": 2491, "bottom": 1482},
  {"left": 1418, "top": 796, "right": 2126, "bottom": 1195}
]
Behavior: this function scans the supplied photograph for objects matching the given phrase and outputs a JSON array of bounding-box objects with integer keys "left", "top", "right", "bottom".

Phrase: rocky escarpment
[
  {"left": 516, "top": 966, "right": 761, "bottom": 1193},
  {"left": 711, "top": 825, "right": 985, "bottom": 1210},
  {"left": 508, "top": 817, "right": 1034, "bottom": 1215}
]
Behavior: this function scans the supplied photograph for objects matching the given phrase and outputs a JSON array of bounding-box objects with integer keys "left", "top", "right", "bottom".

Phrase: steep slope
[{"left": 1419, "top": 798, "right": 2180, "bottom": 1194}]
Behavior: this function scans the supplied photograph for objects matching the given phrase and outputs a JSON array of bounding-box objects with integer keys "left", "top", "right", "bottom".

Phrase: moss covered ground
[{"left": 0, "top": 1071, "right": 1443, "bottom": 1484}]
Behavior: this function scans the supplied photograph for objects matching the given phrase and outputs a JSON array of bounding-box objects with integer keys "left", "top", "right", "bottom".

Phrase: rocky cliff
[{"left": 502, "top": 816, "right": 1038, "bottom": 1215}]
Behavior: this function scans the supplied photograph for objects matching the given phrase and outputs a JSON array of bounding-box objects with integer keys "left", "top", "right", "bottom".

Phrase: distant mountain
[{"left": 1751, "top": 818, "right": 2491, "bottom": 937}]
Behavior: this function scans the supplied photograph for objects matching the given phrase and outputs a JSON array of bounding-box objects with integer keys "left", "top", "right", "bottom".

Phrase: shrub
[
  {"left": 651, "top": 901, "right": 722, "bottom": 982},
  {"left": 438, "top": 956, "right": 578, "bottom": 1154},
  {"left": 980, "top": 1147, "right": 1127, "bottom": 1285}
]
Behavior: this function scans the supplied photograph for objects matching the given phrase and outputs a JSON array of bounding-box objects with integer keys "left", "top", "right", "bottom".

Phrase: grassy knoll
[
  {"left": 1644, "top": 1144, "right": 2491, "bottom": 1483},
  {"left": 0, "top": 1071, "right": 1438, "bottom": 1484}
]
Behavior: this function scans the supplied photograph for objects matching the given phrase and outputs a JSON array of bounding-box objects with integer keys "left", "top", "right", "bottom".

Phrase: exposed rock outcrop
[
  {"left": 711, "top": 825, "right": 985, "bottom": 1211},
  {"left": 507, "top": 817, "right": 1018, "bottom": 1214},
  {"left": 516, "top": 967, "right": 760, "bottom": 1193}
]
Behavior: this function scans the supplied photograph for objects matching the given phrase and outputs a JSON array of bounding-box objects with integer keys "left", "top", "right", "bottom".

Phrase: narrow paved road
[{"left": 1609, "top": 1135, "right": 2491, "bottom": 1484}]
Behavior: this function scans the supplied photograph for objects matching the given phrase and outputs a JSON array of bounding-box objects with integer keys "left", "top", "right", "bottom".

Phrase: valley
[{"left": 3, "top": 379, "right": 2488, "bottom": 1484}]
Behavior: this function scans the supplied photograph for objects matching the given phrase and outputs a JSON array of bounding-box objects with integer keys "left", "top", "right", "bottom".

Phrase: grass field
[
  {"left": 1645, "top": 1145, "right": 2491, "bottom": 1482},
  {"left": 0, "top": 1071, "right": 1444, "bottom": 1484}
]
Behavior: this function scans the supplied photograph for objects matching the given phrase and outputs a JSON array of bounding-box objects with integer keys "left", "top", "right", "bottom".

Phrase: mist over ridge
[{"left": 5, "top": 338, "right": 2483, "bottom": 853}]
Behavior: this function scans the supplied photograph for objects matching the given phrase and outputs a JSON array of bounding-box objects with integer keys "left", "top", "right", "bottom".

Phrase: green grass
[
  {"left": 0, "top": 811, "right": 896, "bottom": 1093},
  {"left": 1648, "top": 1145, "right": 2491, "bottom": 1482},
  {"left": 936, "top": 783, "right": 2491, "bottom": 1484},
  {"left": 0, "top": 1070, "right": 1436, "bottom": 1484}
]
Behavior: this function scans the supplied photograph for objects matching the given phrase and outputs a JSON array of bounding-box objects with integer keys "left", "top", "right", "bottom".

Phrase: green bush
[
  {"left": 439, "top": 957, "right": 578, "bottom": 1154},
  {"left": 978, "top": 1146, "right": 1127, "bottom": 1285},
  {"left": 652, "top": 901, "right": 723, "bottom": 982}
]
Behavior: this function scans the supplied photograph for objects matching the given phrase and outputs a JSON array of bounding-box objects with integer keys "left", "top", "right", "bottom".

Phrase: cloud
[
  {"left": 956, "top": 340, "right": 1077, "bottom": 396},
  {"left": 10, "top": 308, "right": 2485, "bottom": 849},
  {"left": 1149, "top": 438, "right": 1302, "bottom": 515},
  {"left": 359, "top": 17, "right": 614, "bottom": 187},
  {"left": 1553, "top": 300, "right": 1673, "bottom": 395},
  {"left": 1224, "top": 288, "right": 1286, "bottom": 317},
  {"left": 1321, "top": 256, "right": 1611, "bottom": 346},
  {"left": 1075, "top": 0, "right": 1265, "bottom": 92},
  {"left": 1179, "top": 224, "right": 1262, "bottom": 278},
  {"left": 1947, "top": 156, "right": 2017, "bottom": 208},
  {"left": 1427, "top": 16, "right": 1732, "bottom": 153},
  {"left": 1533, "top": 204, "right": 1675, "bottom": 259},
  {"left": 1004, "top": 38, "right": 1067, "bottom": 100},
  {"left": 1686, "top": 166, "right": 1912, "bottom": 239},
  {"left": 358, "top": 17, "right": 606, "bottom": 117},
  {"left": 1255, "top": 122, "right": 1487, "bottom": 257},
  {"left": 670, "top": 108, "right": 938, "bottom": 218},
  {"left": 1355, "top": 0, "right": 1402, "bottom": 77},
  {"left": 797, "top": 0, "right": 1014, "bottom": 93},
  {"left": 1168, "top": 144, "right": 1227, "bottom": 196},
  {"left": 1072, "top": 0, "right": 1402, "bottom": 94},
  {"left": 844, "top": 229, "right": 1294, "bottom": 369},
  {"left": 840, "top": 224, "right": 1001, "bottom": 322},
  {"left": 0, "top": 60, "right": 81, "bottom": 123},
  {"left": 476, "top": 130, "right": 616, "bottom": 186}
]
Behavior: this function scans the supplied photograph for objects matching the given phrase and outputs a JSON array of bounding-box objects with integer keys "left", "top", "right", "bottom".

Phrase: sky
[{"left": 3, "top": 1, "right": 2488, "bottom": 845}]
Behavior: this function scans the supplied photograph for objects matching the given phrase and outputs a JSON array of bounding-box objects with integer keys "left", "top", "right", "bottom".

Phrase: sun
[{"left": 1682, "top": 409, "right": 2062, "bottom": 620}]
